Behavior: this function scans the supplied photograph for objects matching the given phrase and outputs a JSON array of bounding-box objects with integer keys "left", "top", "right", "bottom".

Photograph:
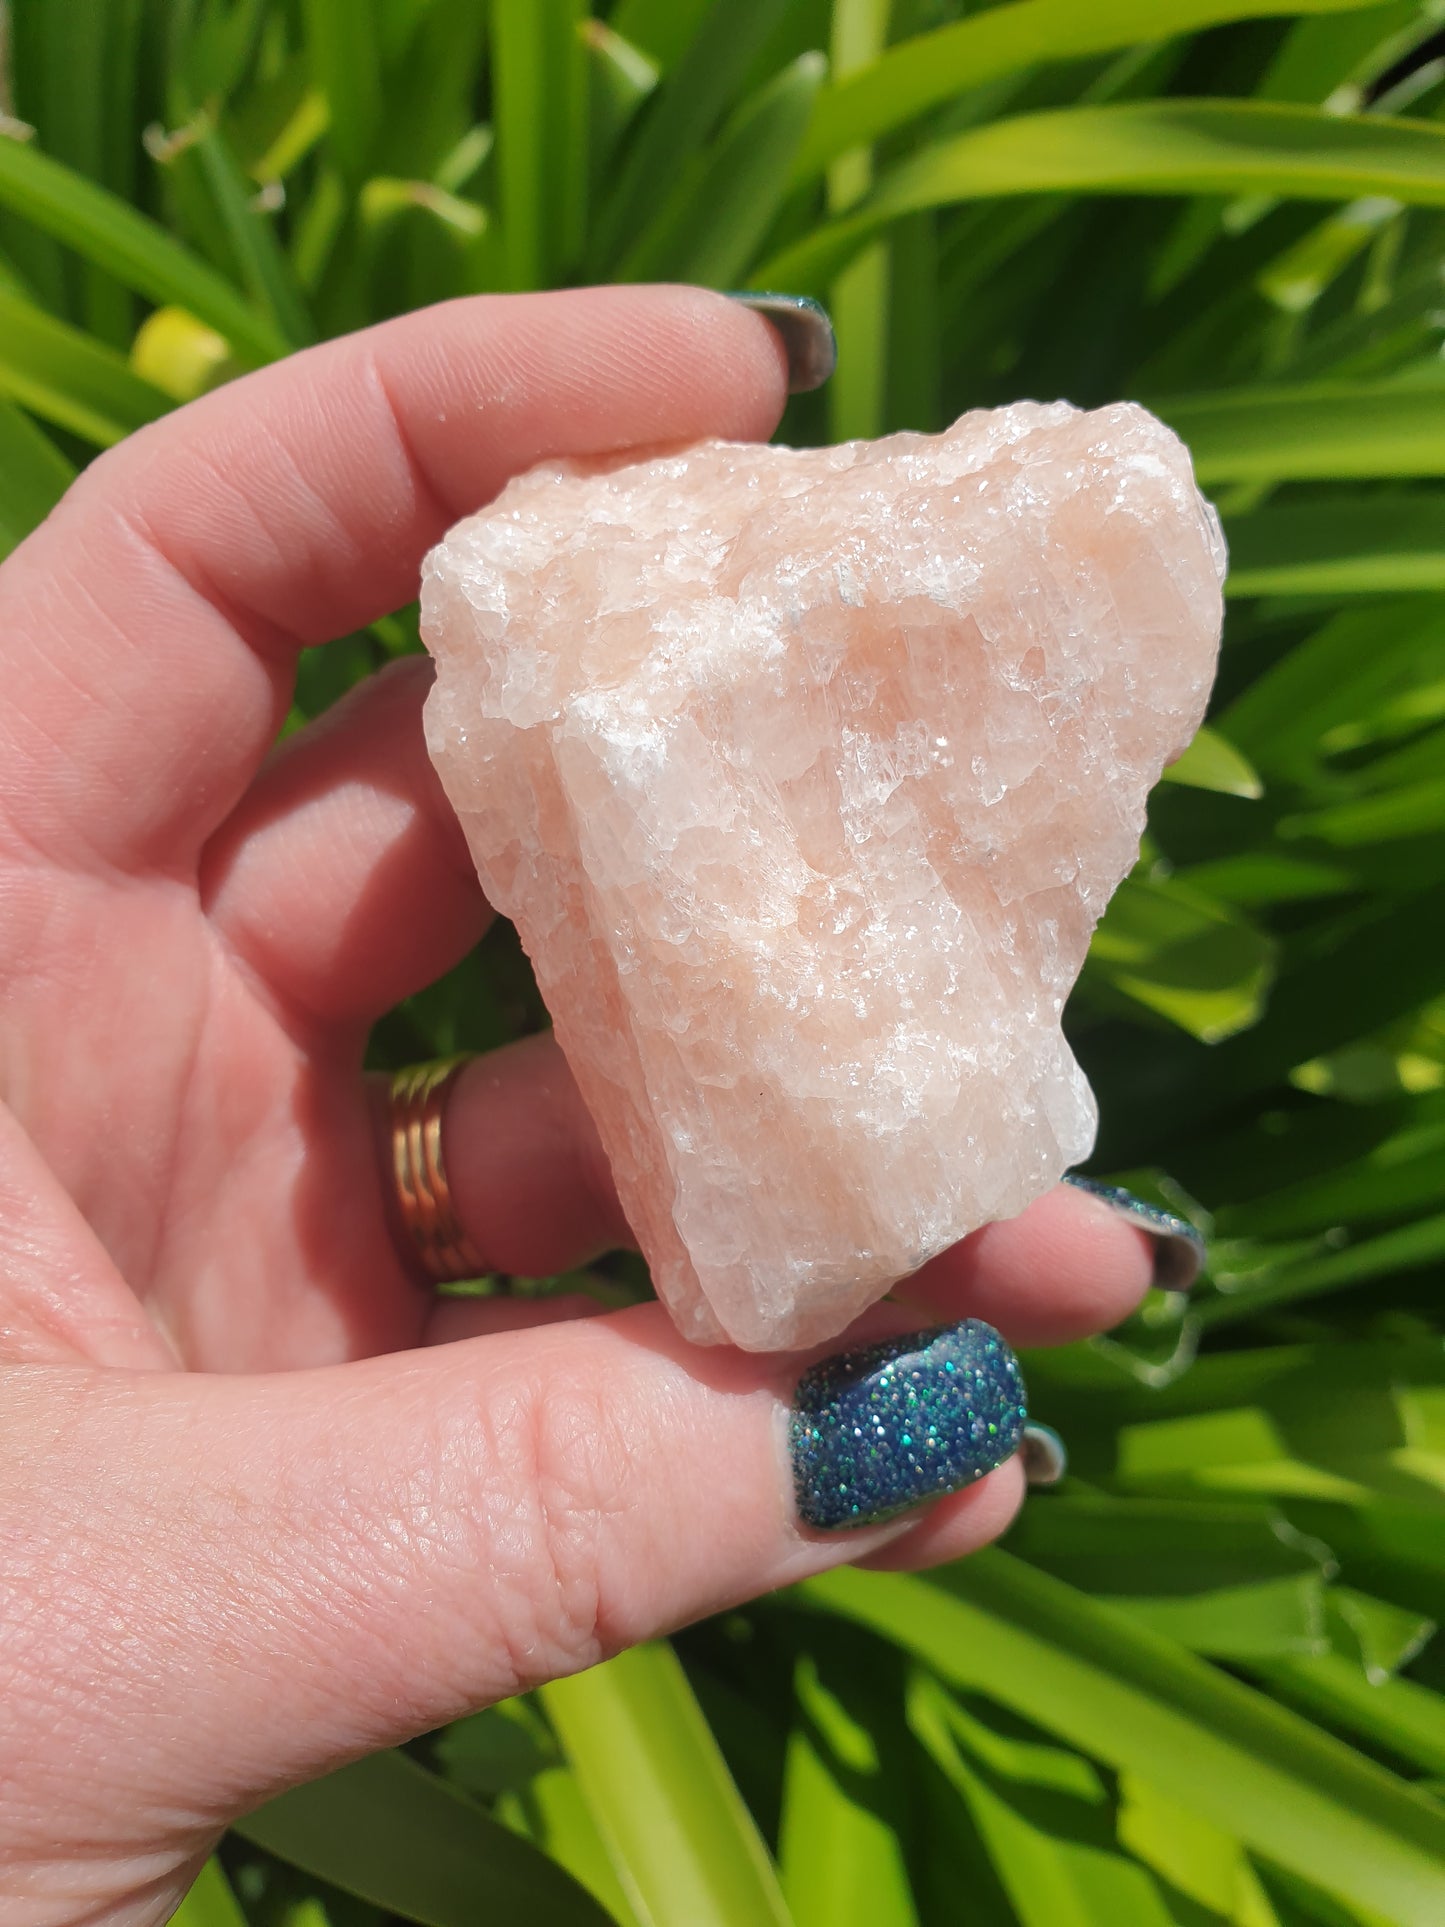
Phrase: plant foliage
[{"left": 3, "top": 0, "right": 1444, "bottom": 1921}]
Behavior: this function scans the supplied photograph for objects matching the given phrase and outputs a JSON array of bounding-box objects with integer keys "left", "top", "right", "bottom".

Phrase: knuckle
[{"left": 472, "top": 1366, "right": 639, "bottom": 1690}]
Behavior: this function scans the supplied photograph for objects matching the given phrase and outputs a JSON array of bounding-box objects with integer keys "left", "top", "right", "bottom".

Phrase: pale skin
[{"left": 0, "top": 286, "right": 1160, "bottom": 1925}]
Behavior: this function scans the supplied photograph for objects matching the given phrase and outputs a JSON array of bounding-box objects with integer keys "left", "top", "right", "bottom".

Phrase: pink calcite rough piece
[{"left": 420, "top": 402, "right": 1225, "bottom": 1351}]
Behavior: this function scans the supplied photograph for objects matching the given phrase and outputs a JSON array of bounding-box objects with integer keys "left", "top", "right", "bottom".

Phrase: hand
[{"left": 0, "top": 287, "right": 1166, "bottom": 1925}]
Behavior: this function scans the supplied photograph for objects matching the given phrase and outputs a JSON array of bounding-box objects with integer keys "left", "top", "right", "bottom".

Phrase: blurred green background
[{"left": 3, "top": 1, "right": 1445, "bottom": 1922}]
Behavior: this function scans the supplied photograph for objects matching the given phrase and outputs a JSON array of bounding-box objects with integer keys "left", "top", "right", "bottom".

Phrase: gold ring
[{"left": 388, "top": 1057, "right": 491, "bottom": 1285}]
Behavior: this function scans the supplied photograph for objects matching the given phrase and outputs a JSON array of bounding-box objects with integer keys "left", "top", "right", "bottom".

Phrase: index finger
[{"left": 0, "top": 287, "right": 790, "bottom": 872}]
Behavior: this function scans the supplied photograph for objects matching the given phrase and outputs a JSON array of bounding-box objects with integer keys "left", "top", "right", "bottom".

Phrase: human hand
[{"left": 0, "top": 287, "right": 1189, "bottom": 1924}]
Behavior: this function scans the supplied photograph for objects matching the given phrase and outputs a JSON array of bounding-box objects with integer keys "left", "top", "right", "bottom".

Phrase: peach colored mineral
[{"left": 421, "top": 402, "right": 1225, "bottom": 1351}]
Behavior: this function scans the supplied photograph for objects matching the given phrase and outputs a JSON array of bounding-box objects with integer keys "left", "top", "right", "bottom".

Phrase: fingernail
[
  {"left": 1021, "top": 1423, "right": 1068, "bottom": 1487},
  {"left": 1063, "top": 1174, "right": 1206, "bottom": 1291},
  {"left": 790, "top": 1319, "right": 1027, "bottom": 1532},
  {"left": 725, "top": 292, "right": 836, "bottom": 393}
]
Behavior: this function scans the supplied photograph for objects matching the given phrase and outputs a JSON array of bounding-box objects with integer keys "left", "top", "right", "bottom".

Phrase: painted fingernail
[
  {"left": 724, "top": 292, "right": 837, "bottom": 393},
  {"left": 1021, "top": 1423, "right": 1068, "bottom": 1487},
  {"left": 1063, "top": 1174, "right": 1206, "bottom": 1290},
  {"left": 790, "top": 1319, "right": 1027, "bottom": 1532}
]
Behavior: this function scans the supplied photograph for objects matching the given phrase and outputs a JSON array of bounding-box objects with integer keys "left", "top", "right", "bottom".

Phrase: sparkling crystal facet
[{"left": 421, "top": 402, "right": 1225, "bottom": 1350}]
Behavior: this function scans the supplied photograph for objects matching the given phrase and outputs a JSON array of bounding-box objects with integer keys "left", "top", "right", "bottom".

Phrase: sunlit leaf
[
  {"left": 619, "top": 53, "right": 824, "bottom": 286},
  {"left": 795, "top": 0, "right": 1403, "bottom": 180},
  {"left": 759, "top": 101, "right": 1445, "bottom": 291},
  {"left": 909, "top": 1672, "right": 1179, "bottom": 1927},
  {"left": 541, "top": 1643, "right": 793, "bottom": 1927},
  {"left": 589, "top": 0, "right": 794, "bottom": 273},
  {"left": 1226, "top": 491, "right": 1445, "bottom": 595},
  {"left": 0, "top": 132, "right": 285, "bottom": 362},
  {"left": 1086, "top": 872, "right": 1277, "bottom": 1042},
  {"left": 170, "top": 1858, "right": 249, "bottom": 1927},
  {"left": 1167, "top": 384, "right": 1445, "bottom": 484},
  {"left": 1160, "top": 724, "right": 1265, "bottom": 798},
  {"left": 779, "top": 1653, "right": 918, "bottom": 1927},
  {"left": 492, "top": 0, "right": 589, "bottom": 289},
  {"left": 801, "top": 1557, "right": 1445, "bottom": 1924},
  {"left": 0, "top": 393, "right": 74, "bottom": 556},
  {"left": 0, "top": 283, "right": 169, "bottom": 443}
]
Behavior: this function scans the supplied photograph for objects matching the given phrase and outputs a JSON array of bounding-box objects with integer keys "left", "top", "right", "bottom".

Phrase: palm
[{"left": 14, "top": 863, "right": 421, "bottom": 1371}]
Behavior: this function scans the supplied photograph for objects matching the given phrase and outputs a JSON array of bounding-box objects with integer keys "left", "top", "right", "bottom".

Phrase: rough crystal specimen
[{"left": 420, "top": 402, "right": 1225, "bottom": 1351}]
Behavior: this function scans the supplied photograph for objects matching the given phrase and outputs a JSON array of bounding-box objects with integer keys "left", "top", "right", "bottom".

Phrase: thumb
[{"left": 4, "top": 1308, "right": 1025, "bottom": 1908}]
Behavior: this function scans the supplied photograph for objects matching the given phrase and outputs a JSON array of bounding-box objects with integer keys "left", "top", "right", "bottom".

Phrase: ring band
[{"left": 389, "top": 1057, "right": 491, "bottom": 1285}]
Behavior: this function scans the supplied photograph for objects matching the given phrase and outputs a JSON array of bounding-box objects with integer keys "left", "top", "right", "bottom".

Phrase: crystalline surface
[{"left": 421, "top": 402, "right": 1225, "bottom": 1351}]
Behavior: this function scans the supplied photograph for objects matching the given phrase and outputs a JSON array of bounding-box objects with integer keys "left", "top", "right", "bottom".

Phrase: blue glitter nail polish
[
  {"left": 1063, "top": 1174, "right": 1206, "bottom": 1291},
  {"left": 790, "top": 1319, "right": 1027, "bottom": 1532}
]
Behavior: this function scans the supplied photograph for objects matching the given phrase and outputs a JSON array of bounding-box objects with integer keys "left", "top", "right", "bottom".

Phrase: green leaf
[
  {"left": 1220, "top": 597, "right": 1445, "bottom": 777},
  {"left": 1195, "top": 1208, "right": 1445, "bottom": 1329},
  {"left": 619, "top": 52, "right": 825, "bottom": 286},
  {"left": 1261, "top": 1651, "right": 1445, "bottom": 1776},
  {"left": 540, "top": 1643, "right": 793, "bottom": 1927},
  {"left": 1327, "top": 1585, "right": 1435, "bottom": 1682},
  {"left": 0, "top": 283, "right": 169, "bottom": 444},
  {"left": 908, "top": 1672, "right": 1180, "bottom": 1927},
  {"left": 1159, "top": 724, "right": 1265, "bottom": 798},
  {"left": 497, "top": 1760, "right": 646, "bottom": 1927},
  {"left": 162, "top": 116, "right": 314, "bottom": 349},
  {"left": 1110, "top": 1572, "right": 1331, "bottom": 1660},
  {"left": 795, "top": 0, "right": 1404, "bottom": 180},
  {"left": 1211, "top": 1095, "right": 1445, "bottom": 1239},
  {"left": 1086, "top": 872, "right": 1277, "bottom": 1042},
  {"left": 303, "top": 0, "right": 383, "bottom": 183},
  {"left": 0, "top": 132, "right": 285, "bottom": 363},
  {"left": 585, "top": 22, "right": 660, "bottom": 186},
  {"left": 233, "top": 1748, "right": 613, "bottom": 1927},
  {"left": 1281, "top": 777, "right": 1445, "bottom": 846},
  {"left": 800, "top": 1555, "right": 1445, "bottom": 1925},
  {"left": 435, "top": 1701, "right": 560, "bottom": 1798},
  {"left": 492, "top": 0, "right": 589, "bottom": 288},
  {"left": 1114, "top": 1772, "right": 1282, "bottom": 1923},
  {"left": 779, "top": 1654, "right": 919, "bottom": 1927},
  {"left": 1007, "top": 1491, "right": 1332, "bottom": 1592},
  {"left": 7, "top": 0, "right": 142, "bottom": 344},
  {"left": 822, "top": 0, "right": 893, "bottom": 447},
  {"left": 0, "top": 394, "right": 75, "bottom": 557},
  {"left": 609, "top": 0, "right": 715, "bottom": 71},
  {"left": 589, "top": 0, "right": 796, "bottom": 274},
  {"left": 1167, "top": 384, "right": 1445, "bottom": 485},
  {"left": 1226, "top": 491, "right": 1445, "bottom": 595},
  {"left": 758, "top": 101, "right": 1445, "bottom": 292},
  {"left": 170, "top": 1857, "right": 249, "bottom": 1927}
]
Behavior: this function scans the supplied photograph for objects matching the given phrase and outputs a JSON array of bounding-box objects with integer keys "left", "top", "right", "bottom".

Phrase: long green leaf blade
[
  {"left": 779, "top": 1655, "right": 918, "bottom": 1927},
  {"left": 800, "top": 1556, "right": 1445, "bottom": 1925},
  {"left": 619, "top": 52, "right": 825, "bottom": 286},
  {"left": 1168, "top": 384, "right": 1445, "bottom": 483},
  {"left": 795, "top": 0, "right": 1404, "bottom": 179},
  {"left": 0, "top": 134, "right": 285, "bottom": 362},
  {"left": 1226, "top": 491, "right": 1445, "bottom": 592},
  {"left": 541, "top": 1643, "right": 793, "bottom": 1927},
  {"left": 234, "top": 1749, "right": 613, "bottom": 1927},
  {"left": 0, "top": 284, "right": 170, "bottom": 445},
  {"left": 492, "top": 0, "right": 589, "bottom": 289},
  {"left": 1261, "top": 1651, "right": 1445, "bottom": 1777},
  {"left": 0, "top": 394, "right": 75, "bottom": 557},
  {"left": 303, "top": 0, "right": 383, "bottom": 182},
  {"left": 187, "top": 119, "right": 314, "bottom": 348},
  {"left": 758, "top": 100, "right": 1445, "bottom": 291},
  {"left": 589, "top": 0, "right": 796, "bottom": 274}
]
